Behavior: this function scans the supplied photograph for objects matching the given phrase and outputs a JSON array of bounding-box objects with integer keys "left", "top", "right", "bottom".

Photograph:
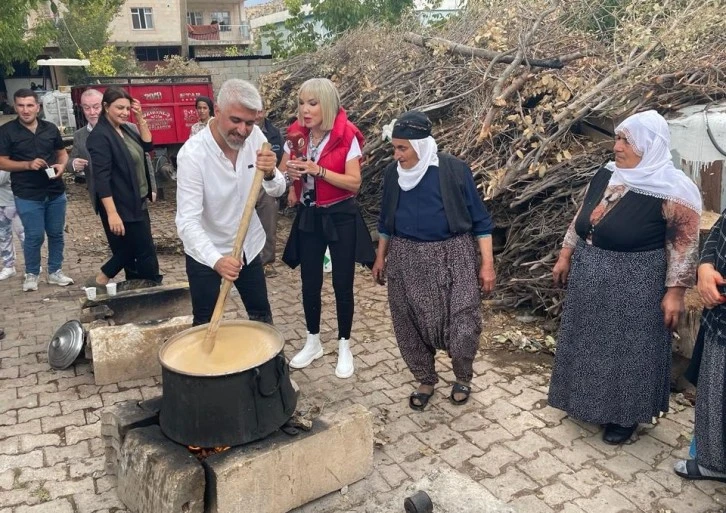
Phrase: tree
[
  {"left": 265, "top": 0, "right": 417, "bottom": 58},
  {"left": 0, "top": 0, "right": 56, "bottom": 74},
  {"left": 47, "top": 0, "right": 124, "bottom": 82}
]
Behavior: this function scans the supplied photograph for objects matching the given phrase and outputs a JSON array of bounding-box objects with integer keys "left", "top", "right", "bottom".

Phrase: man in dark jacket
[{"left": 255, "top": 107, "right": 284, "bottom": 276}]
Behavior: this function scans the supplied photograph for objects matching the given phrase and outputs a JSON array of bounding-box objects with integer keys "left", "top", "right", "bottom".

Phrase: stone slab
[
  {"left": 101, "top": 400, "right": 159, "bottom": 475},
  {"left": 89, "top": 315, "right": 193, "bottom": 385},
  {"left": 81, "top": 282, "right": 191, "bottom": 325},
  {"left": 117, "top": 425, "right": 205, "bottom": 513},
  {"left": 380, "top": 468, "right": 516, "bottom": 513},
  {"left": 204, "top": 403, "right": 374, "bottom": 513}
]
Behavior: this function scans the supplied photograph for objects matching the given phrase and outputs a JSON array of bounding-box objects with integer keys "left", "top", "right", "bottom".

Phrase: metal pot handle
[{"left": 254, "top": 361, "right": 282, "bottom": 397}]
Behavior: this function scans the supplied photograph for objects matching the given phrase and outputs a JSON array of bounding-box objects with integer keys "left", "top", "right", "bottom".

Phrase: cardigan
[{"left": 87, "top": 115, "right": 154, "bottom": 222}]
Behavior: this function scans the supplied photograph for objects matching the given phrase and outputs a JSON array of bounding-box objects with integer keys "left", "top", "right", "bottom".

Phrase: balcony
[{"left": 187, "top": 24, "right": 252, "bottom": 46}]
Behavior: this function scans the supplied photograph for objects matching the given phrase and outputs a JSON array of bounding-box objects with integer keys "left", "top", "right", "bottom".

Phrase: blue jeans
[{"left": 14, "top": 193, "right": 67, "bottom": 275}]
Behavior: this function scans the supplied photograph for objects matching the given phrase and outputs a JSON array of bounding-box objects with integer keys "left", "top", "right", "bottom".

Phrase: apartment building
[{"left": 108, "top": 0, "right": 253, "bottom": 63}]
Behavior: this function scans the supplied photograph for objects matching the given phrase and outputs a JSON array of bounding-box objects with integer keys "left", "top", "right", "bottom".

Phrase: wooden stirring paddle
[{"left": 202, "top": 142, "right": 272, "bottom": 353}]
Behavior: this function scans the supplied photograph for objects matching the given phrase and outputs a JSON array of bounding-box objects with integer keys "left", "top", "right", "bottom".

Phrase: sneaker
[
  {"left": 23, "top": 273, "right": 39, "bottom": 292},
  {"left": 0, "top": 267, "right": 16, "bottom": 281},
  {"left": 47, "top": 270, "right": 74, "bottom": 286}
]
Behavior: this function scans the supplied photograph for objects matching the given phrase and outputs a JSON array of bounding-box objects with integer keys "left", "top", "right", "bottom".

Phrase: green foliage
[
  {"left": 0, "top": 0, "right": 56, "bottom": 74},
  {"left": 266, "top": 0, "right": 416, "bottom": 59},
  {"left": 47, "top": 0, "right": 124, "bottom": 83},
  {"left": 311, "top": 0, "right": 415, "bottom": 35}
]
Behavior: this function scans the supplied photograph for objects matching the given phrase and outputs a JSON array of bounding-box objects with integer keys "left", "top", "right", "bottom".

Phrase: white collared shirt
[{"left": 175, "top": 124, "right": 286, "bottom": 269}]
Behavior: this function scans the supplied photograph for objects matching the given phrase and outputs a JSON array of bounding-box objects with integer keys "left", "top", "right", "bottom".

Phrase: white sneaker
[
  {"left": 289, "top": 332, "right": 323, "bottom": 369},
  {"left": 47, "top": 270, "right": 74, "bottom": 286},
  {"left": 0, "top": 267, "right": 16, "bottom": 281},
  {"left": 335, "top": 338, "right": 354, "bottom": 379},
  {"left": 23, "top": 273, "right": 39, "bottom": 292}
]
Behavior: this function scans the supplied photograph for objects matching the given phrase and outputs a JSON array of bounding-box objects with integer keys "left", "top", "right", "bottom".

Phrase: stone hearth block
[
  {"left": 81, "top": 282, "right": 191, "bottom": 325},
  {"left": 205, "top": 404, "right": 373, "bottom": 513},
  {"left": 101, "top": 400, "right": 159, "bottom": 476},
  {"left": 381, "top": 468, "right": 515, "bottom": 513},
  {"left": 117, "top": 425, "right": 205, "bottom": 513},
  {"left": 89, "top": 315, "right": 193, "bottom": 385}
]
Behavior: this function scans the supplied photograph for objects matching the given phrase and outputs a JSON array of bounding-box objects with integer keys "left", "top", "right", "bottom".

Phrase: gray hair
[
  {"left": 217, "top": 79, "right": 262, "bottom": 112},
  {"left": 80, "top": 88, "right": 103, "bottom": 102}
]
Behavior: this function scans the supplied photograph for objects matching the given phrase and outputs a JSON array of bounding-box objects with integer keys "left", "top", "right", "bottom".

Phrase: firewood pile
[{"left": 260, "top": 0, "right": 726, "bottom": 317}]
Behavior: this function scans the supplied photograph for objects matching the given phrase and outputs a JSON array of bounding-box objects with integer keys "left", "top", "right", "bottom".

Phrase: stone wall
[{"left": 196, "top": 56, "right": 275, "bottom": 93}]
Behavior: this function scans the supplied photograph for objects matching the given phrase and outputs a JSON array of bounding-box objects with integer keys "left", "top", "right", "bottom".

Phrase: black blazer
[{"left": 87, "top": 115, "right": 154, "bottom": 222}]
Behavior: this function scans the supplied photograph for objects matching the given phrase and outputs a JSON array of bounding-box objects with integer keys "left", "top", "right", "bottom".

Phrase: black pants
[
  {"left": 100, "top": 208, "right": 161, "bottom": 282},
  {"left": 299, "top": 212, "right": 356, "bottom": 339},
  {"left": 185, "top": 253, "right": 273, "bottom": 326}
]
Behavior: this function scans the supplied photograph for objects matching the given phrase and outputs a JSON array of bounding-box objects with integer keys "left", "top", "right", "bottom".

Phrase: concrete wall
[
  {"left": 109, "top": 0, "right": 182, "bottom": 45},
  {"left": 196, "top": 56, "right": 274, "bottom": 93}
]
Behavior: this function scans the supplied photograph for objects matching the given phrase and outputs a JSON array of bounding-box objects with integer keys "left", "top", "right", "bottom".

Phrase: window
[
  {"left": 135, "top": 46, "right": 181, "bottom": 62},
  {"left": 186, "top": 11, "right": 203, "bottom": 25},
  {"left": 131, "top": 7, "right": 154, "bottom": 30},
  {"left": 210, "top": 11, "right": 231, "bottom": 31}
]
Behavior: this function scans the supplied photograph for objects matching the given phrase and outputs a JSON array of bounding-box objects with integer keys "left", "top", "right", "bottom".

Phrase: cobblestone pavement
[{"left": 1, "top": 180, "right": 725, "bottom": 513}]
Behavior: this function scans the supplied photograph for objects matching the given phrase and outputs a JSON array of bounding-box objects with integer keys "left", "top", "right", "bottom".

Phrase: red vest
[{"left": 290, "top": 108, "right": 365, "bottom": 207}]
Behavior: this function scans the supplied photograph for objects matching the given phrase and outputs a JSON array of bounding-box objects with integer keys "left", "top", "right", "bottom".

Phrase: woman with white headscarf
[
  {"left": 373, "top": 111, "right": 496, "bottom": 411},
  {"left": 549, "top": 110, "right": 701, "bottom": 445}
]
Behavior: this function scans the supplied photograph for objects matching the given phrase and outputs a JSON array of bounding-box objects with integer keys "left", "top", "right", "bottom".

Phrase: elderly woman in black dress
[
  {"left": 373, "top": 111, "right": 495, "bottom": 410},
  {"left": 549, "top": 110, "right": 701, "bottom": 444}
]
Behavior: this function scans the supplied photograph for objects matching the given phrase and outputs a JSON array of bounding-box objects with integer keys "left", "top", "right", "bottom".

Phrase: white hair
[
  {"left": 217, "top": 79, "right": 262, "bottom": 111},
  {"left": 80, "top": 88, "right": 103, "bottom": 102}
]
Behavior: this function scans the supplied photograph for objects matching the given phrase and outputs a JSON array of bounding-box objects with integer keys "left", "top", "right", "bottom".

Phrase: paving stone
[
  {"left": 516, "top": 450, "right": 574, "bottom": 485},
  {"left": 536, "top": 482, "right": 583, "bottom": 507},
  {"left": 44, "top": 476, "right": 95, "bottom": 499},
  {"left": 14, "top": 498, "right": 74, "bottom": 513},
  {"left": 0, "top": 419, "right": 42, "bottom": 439},
  {"left": 65, "top": 422, "right": 100, "bottom": 445},
  {"left": 573, "top": 487, "right": 638, "bottom": 513},
  {"left": 503, "top": 430, "right": 555, "bottom": 458},
  {"left": 560, "top": 466, "right": 619, "bottom": 496},
  {"left": 470, "top": 445, "right": 522, "bottom": 477},
  {"left": 0, "top": 450, "right": 44, "bottom": 473},
  {"left": 548, "top": 439, "right": 606, "bottom": 470},
  {"left": 508, "top": 493, "right": 556, "bottom": 513},
  {"left": 18, "top": 404, "right": 61, "bottom": 423},
  {"left": 18, "top": 433, "right": 62, "bottom": 452},
  {"left": 539, "top": 420, "right": 589, "bottom": 447},
  {"left": 44, "top": 442, "right": 90, "bottom": 466},
  {"left": 40, "top": 411, "right": 85, "bottom": 433},
  {"left": 622, "top": 433, "right": 673, "bottom": 466},
  {"left": 480, "top": 467, "right": 539, "bottom": 502},
  {"left": 613, "top": 473, "right": 669, "bottom": 511},
  {"left": 596, "top": 452, "right": 651, "bottom": 482},
  {"left": 467, "top": 422, "right": 516, "bottom": 451}
]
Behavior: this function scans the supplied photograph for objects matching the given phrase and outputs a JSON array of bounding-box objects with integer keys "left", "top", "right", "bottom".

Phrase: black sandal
[
  {"left": 409, "top": 391, "right": 433, "bottom": 411},
  {"left": 675, "top": 459, "right": 726, "bottom": 483},
  {"left": 449, "top": 383, "right": 471, "bottom": 405}
]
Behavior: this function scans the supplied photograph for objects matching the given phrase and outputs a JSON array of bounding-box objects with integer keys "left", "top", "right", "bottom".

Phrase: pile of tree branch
[{"left": 260, "top": 0, "right": 726, "bottom": 317}]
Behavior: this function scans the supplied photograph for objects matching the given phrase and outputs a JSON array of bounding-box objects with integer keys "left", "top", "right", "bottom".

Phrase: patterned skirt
[
  {"left": 694, "top": 328, "right": 726, "bottom": 472},
  {"left": 548, "top": 240, "right": 671, "bottom": 425}
]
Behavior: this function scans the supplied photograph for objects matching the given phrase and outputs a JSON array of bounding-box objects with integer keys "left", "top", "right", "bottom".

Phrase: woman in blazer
[{"left": 87, "top": 87, "right": 161, "bottom": 287}]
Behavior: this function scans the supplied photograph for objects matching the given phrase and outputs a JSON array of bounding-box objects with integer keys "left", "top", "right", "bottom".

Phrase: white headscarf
[
  {"left": 397, "top": 136, "right": 439, "bottom": 191},
  {"left": 605, "top": 110, "right": 702, "bottom": 214}
]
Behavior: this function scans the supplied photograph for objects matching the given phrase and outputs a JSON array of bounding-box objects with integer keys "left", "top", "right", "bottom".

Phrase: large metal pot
[{"left": 158, "top": 320, "right": 297, "bottom": 447}]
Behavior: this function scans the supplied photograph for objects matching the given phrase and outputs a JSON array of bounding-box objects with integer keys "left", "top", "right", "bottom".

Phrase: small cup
[
  {"left": 106, "top": 282, "right": 117, "bottom": 296},
  {"left": 85, "top": 287, "right": 97, "bottom": 300},
  {"left": 45, "top": 167, "right": 56, "bottom": 179}
]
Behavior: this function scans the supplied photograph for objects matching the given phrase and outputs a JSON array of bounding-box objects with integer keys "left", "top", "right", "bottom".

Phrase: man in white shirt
[{"left": 176, "top": 79, "right": 286, "bottom": 326}]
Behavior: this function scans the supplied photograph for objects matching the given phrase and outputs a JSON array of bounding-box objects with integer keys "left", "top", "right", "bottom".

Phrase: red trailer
[{"left": 71, "top": 75, "right": 214, "bottom": 146}]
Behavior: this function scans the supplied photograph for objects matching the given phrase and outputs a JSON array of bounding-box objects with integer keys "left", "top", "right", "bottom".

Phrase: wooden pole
[{"left": 201, "top": 142, "right": 271, "bottom": 353}]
